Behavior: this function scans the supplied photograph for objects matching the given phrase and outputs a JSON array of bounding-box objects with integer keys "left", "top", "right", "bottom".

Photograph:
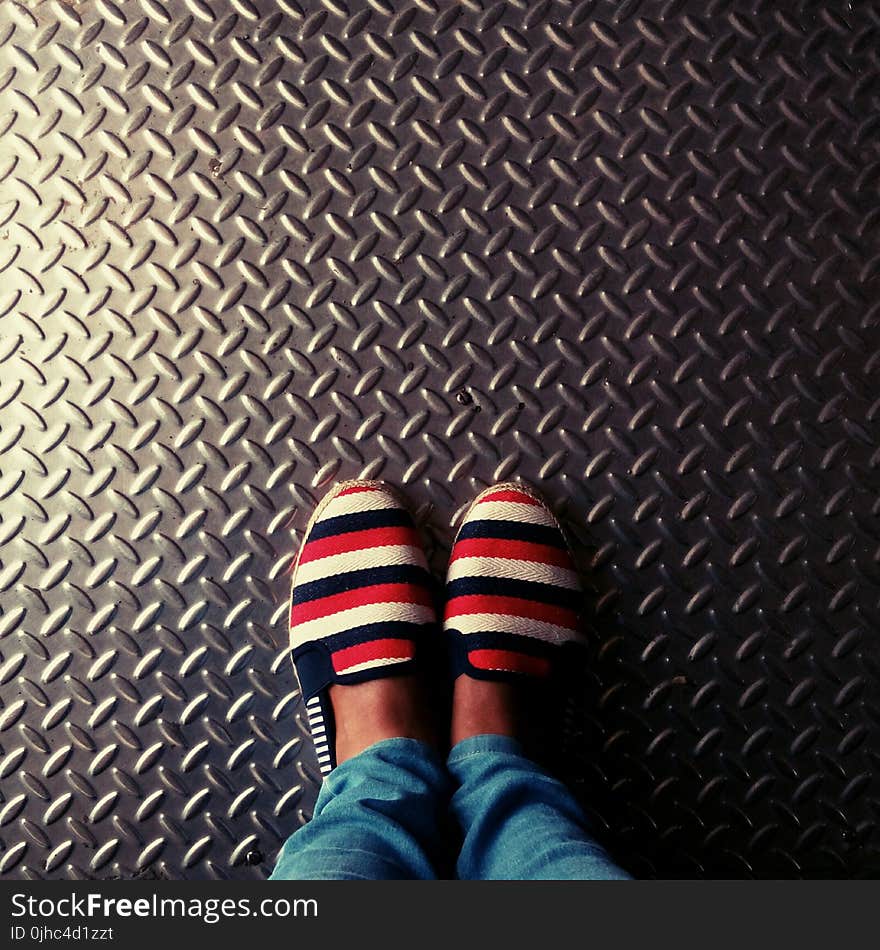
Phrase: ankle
[
  {"left": 330, "top": 675, "right": 436, "bottom": 764},
  {"left": 450, "top": 675, "right": 520, "bottom": 746}
]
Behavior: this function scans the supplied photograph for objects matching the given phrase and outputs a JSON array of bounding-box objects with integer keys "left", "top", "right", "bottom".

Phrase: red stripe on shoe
[
  {"left": 332, "top": 637, "right": 416, "bottom": 674},
  {"left": 299, "top": 525, "right": 421, "bottom": 564},
  {"left": 337, "top": 485, "right": 380, "bottom": 496},
  {"left": 445, "top": 593, "right": 578, "bottom": 629},
  {"left": 448, "top": 537, "right": 571, "bottom": 567},
  {"left": 469, "top": 648, "right": 551, "bottom": 677},
  {"left": 291, "top": 581, "right": 434, "bottom": 625},
  {"left": 477, "top": 489, "right": 541, "bottom": 506}
]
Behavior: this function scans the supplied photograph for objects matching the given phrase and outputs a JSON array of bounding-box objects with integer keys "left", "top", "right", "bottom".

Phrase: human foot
[
  {"left": 450, "top": 676, "right": 519, "bottom": 745},
  {"left": 444, "top": 482, "right": 583, "bottom": 745},
  {"left": 331, "top": 675, "right": 437, "bottom": 763},
  {"left": 289, "top": 480, "right": 437, "bottom": 774},
  {"left": 444, "top": 483, "right": 583, "bottom": 678}
]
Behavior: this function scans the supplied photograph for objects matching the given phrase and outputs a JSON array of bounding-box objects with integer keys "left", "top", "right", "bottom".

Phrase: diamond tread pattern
[{"left": 0, "top": 0, "right": 879, "bottom": 878}]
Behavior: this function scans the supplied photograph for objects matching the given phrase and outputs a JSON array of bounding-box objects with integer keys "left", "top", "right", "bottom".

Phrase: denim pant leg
[
  {"left": 270, "top": 737, "right": 451, "bottom": 880},
  {"left": 447, "top": 735, "right": 631, "bottom": 880}
]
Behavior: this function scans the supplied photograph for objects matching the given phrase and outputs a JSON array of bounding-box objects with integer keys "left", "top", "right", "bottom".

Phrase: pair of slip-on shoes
[{"left": 288, "top": 480, "right": 583, "bottom": 775}]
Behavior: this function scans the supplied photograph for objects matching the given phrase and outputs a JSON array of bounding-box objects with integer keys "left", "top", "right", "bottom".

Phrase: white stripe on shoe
[
  {"left": 447, "top": 555, "right": 580, "bottom": 588},
  {"left": 445, "top": 612, "right": 583, "bottom": 643},
  {"left": 319, "top": 487, "right": 405, "bottom": 517},
  {"left": 468, "top": 499, "right": 558, "bottom": 526},
  {"left": 295, "top": 544, "right": 426, "bottom": 583},
  {"left": 294, "top": 602, "right": 437, "bottom": 645},
  {"left": 306, "top": 696, "right": 333, "bottom": 776}
]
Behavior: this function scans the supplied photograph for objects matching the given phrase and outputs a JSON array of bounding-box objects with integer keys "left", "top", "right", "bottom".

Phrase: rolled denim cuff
[{"left": 447, "top": 733, "right": 528, "bottom": 768}]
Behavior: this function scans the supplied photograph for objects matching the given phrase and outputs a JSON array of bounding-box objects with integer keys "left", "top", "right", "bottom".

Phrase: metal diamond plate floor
[{"left": 1, "top": 0, "right": 879, "bottom": 879}]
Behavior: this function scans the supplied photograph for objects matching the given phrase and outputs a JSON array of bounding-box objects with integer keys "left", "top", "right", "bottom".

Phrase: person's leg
[
  {"left": 442, "top": 483, "right": 631, "bottom": 880},
  {"left": 272, "top": 481, "right": 447, "bottom": 880},
  {"left": 271, "top": 739, "right": 450, "bottom": 879},
  {"left": 447, "top": 679, "right": 630, "bottom": 880},
  {"left": 271, "top": 677, "right": 449, "bottom": 880}
]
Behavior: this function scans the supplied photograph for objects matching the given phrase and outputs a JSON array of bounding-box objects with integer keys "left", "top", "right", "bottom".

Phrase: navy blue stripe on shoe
[
  {"left": 455, "top": 519, "right": 566, "bottom": 547},
  {"left": 292, "top": 564, "right": 433, "bottom": 606},
  {"left": 446, "top": 575, "right": 583, "bottom": 610},
  {"left": 307, "top": 507, "right": 412, "bottom": 541},
  {"left": 326, "top": 620, "right": 434, "bottom": 653}
]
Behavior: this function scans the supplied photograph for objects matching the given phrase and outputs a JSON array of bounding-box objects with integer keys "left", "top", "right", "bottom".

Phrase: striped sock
[
  {"left": 289, "top": 480, "right": 436, "bottom": 774},
  {"left": 444, "top": 483, "right": 583, "bottom": 680}
]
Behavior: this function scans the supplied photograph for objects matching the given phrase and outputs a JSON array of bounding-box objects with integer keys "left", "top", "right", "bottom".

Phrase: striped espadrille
[
  {"left": 289, "top": 480, "right": 437, "bottom": 775},
  {"left": 444, "top": 483, "right": 583, "bottom": 680}
]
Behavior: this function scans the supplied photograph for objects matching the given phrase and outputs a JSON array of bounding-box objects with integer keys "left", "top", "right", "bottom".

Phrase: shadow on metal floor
[{"left": 1, "top": 0, "right": 879, "bottom": 878}]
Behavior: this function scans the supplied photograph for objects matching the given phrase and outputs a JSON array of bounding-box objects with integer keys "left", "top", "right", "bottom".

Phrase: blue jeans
[{"left": 270, "top": 735, "right": 630, "bottom": 880}]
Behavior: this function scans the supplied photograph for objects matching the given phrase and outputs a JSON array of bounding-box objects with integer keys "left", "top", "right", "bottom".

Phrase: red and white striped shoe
[
  {"left": 288, "top": 480, "right": 436, "bottom": 775},
  {"left": 443, "top": 482, "right": 583, "bottom": 680}
]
